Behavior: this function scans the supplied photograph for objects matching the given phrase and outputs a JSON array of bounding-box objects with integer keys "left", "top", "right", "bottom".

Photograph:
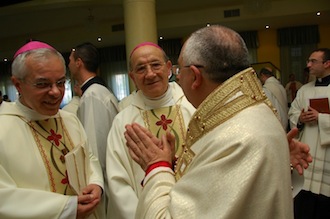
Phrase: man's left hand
[{"left": 287, "top": 128, "right": 313, "bottom": 175}]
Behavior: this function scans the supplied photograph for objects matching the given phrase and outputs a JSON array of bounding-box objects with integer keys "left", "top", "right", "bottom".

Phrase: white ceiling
[{"left": 0, "top": 0, "right": 329, "bottom": 61}]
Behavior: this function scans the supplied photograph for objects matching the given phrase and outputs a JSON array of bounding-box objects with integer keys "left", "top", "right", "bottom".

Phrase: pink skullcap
[
  {"left": 13, "top": 41, "right": 55, "bottom": 59},
  {"left": 130, "top": 42, "right": 163, "bottom": 58}
]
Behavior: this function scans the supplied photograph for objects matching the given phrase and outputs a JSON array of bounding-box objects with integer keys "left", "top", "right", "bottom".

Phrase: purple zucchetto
[
  {"left": 130, "top": 42, "right": 163, "bottom": 58},
  {"left": 13, "top": 41, "right": 55, "bottom": 59}
]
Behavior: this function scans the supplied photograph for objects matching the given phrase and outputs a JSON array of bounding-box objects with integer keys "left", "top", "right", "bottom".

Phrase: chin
[
  {"left": 42, "top": 106, "right": 60, "bottom": 116},
  {"left": 41, "top": 110, "right": 59, "bottom": 116}
]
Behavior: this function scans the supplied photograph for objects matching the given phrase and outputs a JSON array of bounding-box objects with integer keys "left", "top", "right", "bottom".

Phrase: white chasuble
[{"left": 106, "top": 82, "right": 196, "bottom": 219}]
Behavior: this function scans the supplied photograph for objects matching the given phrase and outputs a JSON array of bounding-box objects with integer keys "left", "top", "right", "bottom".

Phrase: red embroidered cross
[
  {"left": 156, "top": 114, "right": 172, "bottom": 131},
  {"left": 47, "top": 129, "right": 62, "bottom": 146}
]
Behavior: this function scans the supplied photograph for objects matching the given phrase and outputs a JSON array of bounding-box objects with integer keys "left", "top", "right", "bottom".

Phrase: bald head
[
  {"left": 129, "top": 42, "right": 168, "bottom": 71},
  {"left": 181, "top": 25, "right": 250, "bottom": 83},
  {"left": 130, "top": 42, "right": 162, "bottom": 57}
]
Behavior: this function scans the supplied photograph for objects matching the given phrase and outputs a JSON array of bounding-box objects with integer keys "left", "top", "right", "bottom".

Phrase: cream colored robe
[
  {"left": 106, "top": 82, "right": 196, "bottom": 219},
  {"left": 136, "top": 68, "right": 293, "bottom": 219},
  {"left": 118, "top": 90, "right": 137, "bottom": 112},
  {"left": 62, "top": 95, "right": 80, "bottom": 116},
  {"left": 0, "top": 101, "right": 104, "bottom": 219},
  {"left": 288, "top": 81, "right": 330, "bottom": 196},
  {"left": 78, "top": 82, "right": 119, "bottom": 174},
  {"left": 263, "top": 76, "right": 288, "bottom": 129}
]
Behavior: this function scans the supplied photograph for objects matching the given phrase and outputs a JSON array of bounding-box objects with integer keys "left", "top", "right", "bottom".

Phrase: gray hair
[
  {"left": 182, "top": 25, "right": 250, "bottom": 83},
  {"left": 12, "top": 48, "right": 65, "bottom": 79}
]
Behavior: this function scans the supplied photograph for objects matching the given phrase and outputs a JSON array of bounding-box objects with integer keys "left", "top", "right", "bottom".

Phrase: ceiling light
[
  {"left": 206, "top": 23, "right": 211, "bottom": 27},
  {"left": 159, "top": 36, "right": 163, "bottom": 40},
  {"left": 316, "top": 11, "right": 321, "bottom": 16},
  {"left": 97, "top": 37, "right": 102, "bottom": 42},
  {"left": 265, "top": 25, "right": 270, "bottom": 29}
]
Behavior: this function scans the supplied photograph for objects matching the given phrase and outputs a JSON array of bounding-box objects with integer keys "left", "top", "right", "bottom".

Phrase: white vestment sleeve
[
  {"left": 59, "top": 196, "right": 77, "bottom": 219},
  {"left": 0, "top": 164, "right": 71, "bottom": 219}
]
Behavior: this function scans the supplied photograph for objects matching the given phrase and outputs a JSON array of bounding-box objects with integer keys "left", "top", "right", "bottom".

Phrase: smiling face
[
  {"left": 12, "top": 53, "right": 66, "bottom": 116},
  {"left": 129, "top": 45, "right": 171, "bottom": 98}
]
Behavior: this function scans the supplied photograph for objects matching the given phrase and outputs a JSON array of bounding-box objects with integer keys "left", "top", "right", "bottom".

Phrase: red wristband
[{"left": 145, "top": 161, "right": 172, "bottom": 176}]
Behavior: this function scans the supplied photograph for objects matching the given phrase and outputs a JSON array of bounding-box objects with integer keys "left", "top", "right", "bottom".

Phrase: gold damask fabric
[
  {"left": 136, "top": 68, "right": 293, "bottom": 219},
  {"left": 175, "top": 67, "right": 274, "bottom": 180}
]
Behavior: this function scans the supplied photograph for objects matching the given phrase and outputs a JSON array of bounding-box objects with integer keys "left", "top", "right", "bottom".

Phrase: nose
[
  {"left": 145, "top": 65, "right": 156, "bottom": 77},
  {"left": 48, "top": 83, "right": 62, "bottom": 97}
]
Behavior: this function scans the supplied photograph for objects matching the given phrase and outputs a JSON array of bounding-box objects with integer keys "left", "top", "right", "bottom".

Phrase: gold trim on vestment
[
  {"left": 141, "top": 105, "right": 186, "bottom": 157},
  {"left": 21, "top": 116, "right": 76, "bottom": 195},
  {"left": 174, "top": 67, "right": 275, "bottom": 180}
]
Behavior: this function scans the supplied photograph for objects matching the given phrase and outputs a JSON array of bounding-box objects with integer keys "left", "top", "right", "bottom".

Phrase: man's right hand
[{"left": 124, "top": 123, "right": 174, "bottom": 171}]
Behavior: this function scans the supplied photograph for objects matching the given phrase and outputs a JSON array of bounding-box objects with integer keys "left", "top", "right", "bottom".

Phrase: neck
[{"left": 76, "top": 70, "right": 97, "bottom": 85}]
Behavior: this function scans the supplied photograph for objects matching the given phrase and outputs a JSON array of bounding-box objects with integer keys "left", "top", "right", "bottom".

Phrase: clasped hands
[
  {"left": 76, "top": 184, "right": 102, "bottom": 219},
  {"left": 299, "top": 107, "right": 318, "bottom": 124},
  {"left": 124, "top": 123, "right": 174, "bottom": 171},
  {"left": 125, "top": 123, "right": 312, "bottom": 176}
]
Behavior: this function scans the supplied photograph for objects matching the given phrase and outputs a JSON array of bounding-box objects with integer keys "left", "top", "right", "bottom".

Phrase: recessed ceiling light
[
  {"left": 159, "top": 36, "right": 163, "bottom": 40},
  {"left": 265, "top": 25, "right": 270, "bottom": 29},
  {"left": 97, "top": 37, "right": 102, "bottom": 42},
  {"left": 316, "top": 11, "right": 321, "bottom": 16},
  {"left": 4, "top": 58, "right": 8, "bottom": 62},
  {"left": 206, "top": 23, "right": 211, "bottom": 27}
]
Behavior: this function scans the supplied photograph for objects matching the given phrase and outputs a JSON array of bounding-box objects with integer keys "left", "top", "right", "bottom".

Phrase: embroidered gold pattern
[{"left": 174, "top": 68, "right": 275, "bottom": 180}]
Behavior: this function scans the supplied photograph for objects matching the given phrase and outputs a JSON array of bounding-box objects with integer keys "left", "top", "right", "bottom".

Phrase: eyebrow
[
  {"left": 34, "top": 76, "right": 66, "bottom": 81},
  {"left": 135, "top": 60, "right": 162, "bottom": 66}
]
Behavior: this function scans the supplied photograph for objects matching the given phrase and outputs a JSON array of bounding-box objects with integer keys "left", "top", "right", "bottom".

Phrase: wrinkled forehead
[{"left": 130, "top": 45, "right": 165, "bottom": 65}]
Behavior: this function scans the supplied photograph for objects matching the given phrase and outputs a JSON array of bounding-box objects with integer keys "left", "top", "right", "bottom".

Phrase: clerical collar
[
  {"left": 315, "top": 75, "right": 330, "bottom": 86},
  {"left": 16, "top": 99, "right": 59, "bottom": 121},
  {"left": 81, "top": 76, "right": 107, "bottom": 94},
  {"left": 142, "top": 85, "right": 174, "bottom": 109}
]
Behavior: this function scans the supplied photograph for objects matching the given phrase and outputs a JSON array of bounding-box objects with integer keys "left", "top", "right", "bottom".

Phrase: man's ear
[
  {"left": 11, "top": 76, "right": 22, "bottom": 93},
  {"left": 128, "top": 72, "right": 136, "bottom": 84},
  {"left": 190, "top": 65, "right": 203, "bottom": 90},
  {"left": 166, "top": 60, "right": 172, "bottom": 77},
  {"left": 324, "top": 60, "right": 330, "bottom": 68},
  {"left": 76, "top": 58, "right": 83, "bottom": 68}
]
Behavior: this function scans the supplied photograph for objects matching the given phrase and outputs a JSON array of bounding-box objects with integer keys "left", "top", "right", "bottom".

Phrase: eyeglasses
[
  {"left": 306, "top": 59, "right": 326, "bottom": 65},
  {"left": 22, "top": 78, "right": 67, "bottom": 90},
  {"left": 134, "top": 61, "right": 165, "bottom": 74},
  {"left": 172, "top": 64, "right": 204, "bottom": 76}
]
